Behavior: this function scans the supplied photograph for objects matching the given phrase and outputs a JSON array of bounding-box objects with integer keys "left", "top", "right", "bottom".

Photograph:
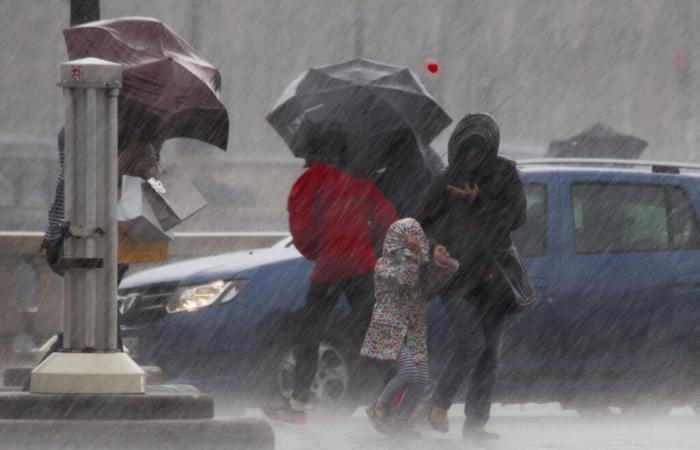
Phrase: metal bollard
[{"left": 30, "top": 58, "right": 144, "bottom": 394}]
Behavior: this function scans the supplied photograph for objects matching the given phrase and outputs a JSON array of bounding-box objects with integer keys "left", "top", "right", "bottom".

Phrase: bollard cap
[{"left": 60, "top": 57, "right": 122, "bottom": 88}]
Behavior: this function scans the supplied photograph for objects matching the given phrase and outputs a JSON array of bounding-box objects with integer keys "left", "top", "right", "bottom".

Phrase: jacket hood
[
  {"left": 447, "top": 113, "right": 500, "bottom": 166},
  {"left": 381, "top": 218, "right": 429, "bottom": 259}
]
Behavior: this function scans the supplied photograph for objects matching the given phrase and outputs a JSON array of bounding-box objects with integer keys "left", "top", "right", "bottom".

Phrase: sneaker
[
  {"left": 463, "top": 424, "right": 500, "bottom": 442},
  {"left": 262, "top": 399, "right": 307, "bottom": 425}
]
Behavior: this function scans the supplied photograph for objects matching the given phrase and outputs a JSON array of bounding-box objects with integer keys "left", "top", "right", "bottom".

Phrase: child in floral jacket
[{"left": 361, "top": 218, "right": 459, "bottom": 436}]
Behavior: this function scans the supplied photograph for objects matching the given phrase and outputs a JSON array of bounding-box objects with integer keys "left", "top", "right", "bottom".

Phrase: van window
[
  {"left": 667, "top": 187, "right": 700, "bottom": 249},
  {"left": 511, "top": 184, "right": 547, "bottom": 256},
  {"left": 572, "top": 183, "right": 700, "bottom": 253}
]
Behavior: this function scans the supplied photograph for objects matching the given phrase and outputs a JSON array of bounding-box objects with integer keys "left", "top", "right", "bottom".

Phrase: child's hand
[
  {"left": 405, "top": 235, "right": 423, "bottom": 256},
  {"left": 432, "top": 245, "right": 452, "bottom": 268}
]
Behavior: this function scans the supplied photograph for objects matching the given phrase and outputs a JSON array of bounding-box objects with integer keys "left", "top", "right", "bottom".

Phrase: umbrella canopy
[
  {"left": 547, "top": 124, "right": 648, "bottom": 159},
  {"left": 268, "top": 58, "right": 452, "bottom": 162},
  {"left": 64, "top": 17, "right": 228, "bottom": 150}
]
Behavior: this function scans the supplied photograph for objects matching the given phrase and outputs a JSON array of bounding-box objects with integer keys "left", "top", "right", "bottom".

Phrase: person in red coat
[{"left": 265, "top": 130, "right": 398, "bottom": 424}]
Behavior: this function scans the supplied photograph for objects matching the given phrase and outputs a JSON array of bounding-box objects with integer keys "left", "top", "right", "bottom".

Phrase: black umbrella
[
  {"left": 268, "top": 59, "right": 452, "bottom": 162},
  {"left": 547, "top": 124, "right": 648, "bottom": 159}
]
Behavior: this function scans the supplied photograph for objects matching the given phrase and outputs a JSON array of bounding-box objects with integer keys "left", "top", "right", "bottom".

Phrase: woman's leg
[{"left": 292, "top": 281, "right": 341, "bottom": 405}]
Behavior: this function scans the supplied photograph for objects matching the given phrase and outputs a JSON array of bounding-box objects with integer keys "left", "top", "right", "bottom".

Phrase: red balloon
[{"left": 426, "top": 61, "right": 439, "bottom": 74}]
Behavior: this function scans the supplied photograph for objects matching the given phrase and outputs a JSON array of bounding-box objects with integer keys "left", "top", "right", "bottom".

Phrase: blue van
[{"left": 119, "top": 159, "right": 700, "bottom": 414}]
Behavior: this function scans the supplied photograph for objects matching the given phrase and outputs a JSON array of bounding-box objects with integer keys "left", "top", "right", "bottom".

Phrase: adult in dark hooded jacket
[{"left": 417, "top": 113, "right": 526, "bottom": 441}]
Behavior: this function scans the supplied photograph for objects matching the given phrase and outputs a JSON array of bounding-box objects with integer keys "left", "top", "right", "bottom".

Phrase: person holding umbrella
[
  {"left": 47, "top": 16, "right": 229, "bottom": 271},
  {"left": 263, "top": 126, "right": 398, "bottom": 424},
  {"left": 417, "top": 113, "right": 527, "bottom": 442},
  {"left": 41, "top": 17, "right": 229, "bottom": 361},
  {"left": 265, "top": 59, "right": 451, "bottom": 423},
  {"left": 44, "top": 123, "right": 160, "bottom": 271}
]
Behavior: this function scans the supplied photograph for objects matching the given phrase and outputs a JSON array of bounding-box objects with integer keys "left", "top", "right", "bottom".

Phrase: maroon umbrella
[{"left": 64, "top": 17, "right": 228, "bottom": 150}]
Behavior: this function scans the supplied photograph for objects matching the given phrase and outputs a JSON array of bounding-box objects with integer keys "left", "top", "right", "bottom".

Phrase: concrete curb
[
  {"left": 0, "top": 386, "right": 213, "bottom": 420},
  {"left": 0, "top": 418, "right": 275, "bottom": 450}
]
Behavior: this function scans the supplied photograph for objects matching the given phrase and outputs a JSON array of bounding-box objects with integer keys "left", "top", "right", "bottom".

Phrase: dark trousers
[
  {"left": 292, "top": 273, "right": 374, "bottom": 403},
  {"left": 432, "top": 289, "right": 508, "bottom": 427}
]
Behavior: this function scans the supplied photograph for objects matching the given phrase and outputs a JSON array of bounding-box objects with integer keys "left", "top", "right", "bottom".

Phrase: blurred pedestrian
[
  {"left": 263, "top": 129, "right": 398, "bottom": 424},
  {"left": 417, "top": 113, "right": 526, "bottom": 442},
  {"left": 362, "top": 218, "right": 458, "bottom": 437}
]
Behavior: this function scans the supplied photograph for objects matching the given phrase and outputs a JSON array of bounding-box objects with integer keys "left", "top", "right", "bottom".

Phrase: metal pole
[
  {"left": 84, "top": 87, "right": 98, "bottom": 349},
  {"left": 96, "top": 87, "right": 119, "bottom": 351},
  {"left": 31, "top": 58, "right": 144, "bottom": 394},
  {"left": 70, "top": 0, "right": 100, "bottom": 27},
  {"left": 62, "top": 87, "right": 75, "bottom": 351},
  {"left": 353, "top": 0, "right": 365, "bottom": 58}
]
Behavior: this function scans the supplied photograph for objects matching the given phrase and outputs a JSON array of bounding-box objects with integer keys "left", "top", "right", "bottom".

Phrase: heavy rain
[{"left": 1, "top": 1, "right": 700, "bottom": 449}]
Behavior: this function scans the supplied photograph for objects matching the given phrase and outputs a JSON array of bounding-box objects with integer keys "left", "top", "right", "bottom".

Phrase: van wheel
[{"left": 276, "top": 338, "right": 358, "bottom": 416}]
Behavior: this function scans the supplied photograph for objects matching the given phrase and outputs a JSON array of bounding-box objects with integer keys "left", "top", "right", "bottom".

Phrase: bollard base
[
  {"left": 30, "top": 352, "right": 145, "bottom": 394},
  {"left": 0, "top": 385, "right": 212, "bottom": 420},
  {"left": 4, "top": 365, "right": 163, "bottom": 388},
  {"left": 0, "top": 418, "right": 274, "bottom": 450},
  {"left": 0, "top": 385, "right": 274, "bottom": 450}
]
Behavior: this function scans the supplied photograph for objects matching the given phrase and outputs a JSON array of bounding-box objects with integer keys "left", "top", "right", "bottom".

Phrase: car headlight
[{"left": 166, "top": 279, "right": 249, "bottom": 314}]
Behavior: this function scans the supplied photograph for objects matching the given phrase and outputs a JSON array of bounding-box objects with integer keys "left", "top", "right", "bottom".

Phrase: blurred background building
[
  {"left": 2, "top": 0, "right": 700, "bottom": 349},
  {"left": 1, "top": 0, "right": 699, "bottom": 234}
]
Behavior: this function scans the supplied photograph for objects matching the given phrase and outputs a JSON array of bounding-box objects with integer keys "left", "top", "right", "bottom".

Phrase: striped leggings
[{"left": 378, "top": 344, "right": 429, "bottom": 418}]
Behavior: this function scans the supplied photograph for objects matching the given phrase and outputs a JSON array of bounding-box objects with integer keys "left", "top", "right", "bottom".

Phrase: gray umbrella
[
  {"left": 547, "top": 124, "right": 648, "bottom": 159},
  {"left": 267, "top": 58, "right": 452, "bottom": 161}
]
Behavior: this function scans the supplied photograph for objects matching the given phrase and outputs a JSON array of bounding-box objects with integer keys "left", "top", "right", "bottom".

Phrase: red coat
[{"left": 288, "top": 164, "right": 398, "bottom": 283}]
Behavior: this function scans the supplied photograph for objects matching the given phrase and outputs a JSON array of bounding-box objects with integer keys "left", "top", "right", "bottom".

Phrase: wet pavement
[{"left": 232, "top": 403, "right": 700, "bottom": 450}]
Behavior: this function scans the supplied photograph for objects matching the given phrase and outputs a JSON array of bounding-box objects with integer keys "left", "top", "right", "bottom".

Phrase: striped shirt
[{"left": 44, "top": 130, "right": 65, "bottom": 243}]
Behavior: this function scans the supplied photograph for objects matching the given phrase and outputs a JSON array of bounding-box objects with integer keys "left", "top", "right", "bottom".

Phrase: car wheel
[{"left": 277, "top": 339, "right": 358, "bottom": 415}]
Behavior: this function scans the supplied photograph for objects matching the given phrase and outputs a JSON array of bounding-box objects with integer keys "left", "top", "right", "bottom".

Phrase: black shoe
[{"left": 463, "top": 424, "right": 500, "bottom": 441}]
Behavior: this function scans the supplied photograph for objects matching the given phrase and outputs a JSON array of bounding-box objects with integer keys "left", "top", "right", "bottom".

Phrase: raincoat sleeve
[
  {"left": 423, "top": 257, "right": 460, "bottom": 297},
  {"left": 416, "top": 172, "right": 448, "bottom": 232},
  {"left": 479, "top": 164, "right": 526, "bottom": 233},
  {"left": 287, "top": 172, "right": 320, "bottom": 260},
  {"left": 367, "top": 184, "right": 399, "bottom": 244},
  {"left": 375, "top": 249, "right": 422, "bottom": 289}
]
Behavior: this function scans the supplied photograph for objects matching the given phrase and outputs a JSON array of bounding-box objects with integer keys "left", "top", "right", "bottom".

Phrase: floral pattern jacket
[{"left": 361, "top": 218, "right": 459, "bottom": 362}]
